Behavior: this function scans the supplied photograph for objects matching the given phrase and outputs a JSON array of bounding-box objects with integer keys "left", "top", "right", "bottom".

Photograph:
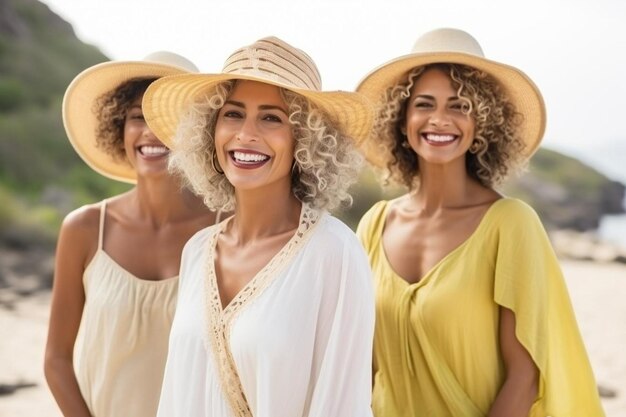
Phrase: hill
[
  {"left": 0, "top": 0, "right": 128, "bottom": 248},
  {"left": 0, "top": 0, "right": 624, "bottom": 292}
]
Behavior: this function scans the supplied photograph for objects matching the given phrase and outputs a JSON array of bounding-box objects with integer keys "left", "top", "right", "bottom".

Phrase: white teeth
[
  {"left": 233, "top": 151, "right": 269, "bottom": 162},
  {"left": 140, "top": 145, "right": 169, "bottom": 156},
  {"left": 425, "top": 134, "right": 456, "bottom": 143}
]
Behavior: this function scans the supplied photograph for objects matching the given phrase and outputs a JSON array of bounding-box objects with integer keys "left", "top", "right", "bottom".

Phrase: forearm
[
  {"left": 44, "top": 357, "right": 92, "bottom": 417},
  {"left": 488, "top": 374, "right": 538, "bottom": 417}
]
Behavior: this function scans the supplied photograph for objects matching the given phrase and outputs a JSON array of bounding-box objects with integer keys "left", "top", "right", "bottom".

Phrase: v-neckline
[
  {"left": 205, "top": 203, "right": 321, "bottom": 315},
  {"left": 378, "top": 198, "right": 504, "bottom": 288},
  {"left": 201, "top": 203, "right": 322, "bottom": 416}
]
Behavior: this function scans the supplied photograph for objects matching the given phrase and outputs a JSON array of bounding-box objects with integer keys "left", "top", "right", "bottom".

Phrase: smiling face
[
  {"left": 123, "top": 92, "right": 170, "bottom": 179},
  {"left": 214, "top": 80, "right": 295, "bottom": 193},
  {"left": 403, "top": 67, "right": 475, "bottom": 168}
]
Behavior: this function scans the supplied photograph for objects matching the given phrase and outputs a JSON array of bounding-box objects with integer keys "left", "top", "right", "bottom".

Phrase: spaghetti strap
[
  {"left": 98, "top": 200, "right": 107, "bottom": 250},
  {"left": 215, "top": 209, "right": 223, "bottom": 224}
]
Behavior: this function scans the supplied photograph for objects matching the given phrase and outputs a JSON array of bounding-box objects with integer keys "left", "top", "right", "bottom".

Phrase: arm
[
  {"left": 488, "top": 307, "right": 539, "bottom": 417},
  {"left": 44, "top": 210, "right": 95, "bottom": 417}
]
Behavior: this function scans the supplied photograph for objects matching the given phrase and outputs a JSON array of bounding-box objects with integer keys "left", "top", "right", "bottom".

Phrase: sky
[{"left": 42, "top": 0, "right": 626, "bottom": 183}]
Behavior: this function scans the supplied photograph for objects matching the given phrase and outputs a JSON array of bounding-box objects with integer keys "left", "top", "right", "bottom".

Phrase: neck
[
  {"left": 229, "top": 182, "right": 301, "bottom": 244},
  {"left": 410, "top": 159, "right": 475, "bottom": 213},
  {"left": 130, "top": 174, "right": 200, "bottom": 227}
]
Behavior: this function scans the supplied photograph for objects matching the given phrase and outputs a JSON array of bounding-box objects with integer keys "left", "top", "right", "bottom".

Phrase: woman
[
  {"left": 142, "top": 36, "right": 375, "bottom": 417},
  {"left": 356, "top": 28, "right": 605, "bottom": 417},
  {"left": 44, "top": 52, "right": 218, "bottom": 417}
]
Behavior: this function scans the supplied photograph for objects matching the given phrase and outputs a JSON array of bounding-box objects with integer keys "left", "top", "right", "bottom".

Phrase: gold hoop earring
[{"left": 211, "top": 149, "right": 224, "bottom": 174}]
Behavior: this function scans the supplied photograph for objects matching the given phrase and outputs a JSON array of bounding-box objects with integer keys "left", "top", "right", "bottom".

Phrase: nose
[
  {"left": 236, "top": 118, "right": 259, "bottom": 142},
  {"left": 142, "top": 124, "right": 157, "bottom": 140},
  {"left": 428, "top": 108, "right": 451, "bottom": 127}
]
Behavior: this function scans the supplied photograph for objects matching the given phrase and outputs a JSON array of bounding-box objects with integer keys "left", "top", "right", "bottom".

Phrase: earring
[
  {"left": 211, "top": 148, "right": 224, "bottom": 174},
  {"left": 469, "top": 139, "right": 481, "bottom": 154},
  {"left": 401, "top": 139, "right": 411, "bottom": 149}
]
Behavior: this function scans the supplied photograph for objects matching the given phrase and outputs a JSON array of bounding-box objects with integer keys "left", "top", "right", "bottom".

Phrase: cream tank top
[{"left": 73, "top": 200, "right": 179, "bottom": 417}]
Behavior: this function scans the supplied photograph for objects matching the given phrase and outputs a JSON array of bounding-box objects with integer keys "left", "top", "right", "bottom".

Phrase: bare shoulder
[
  {"left": 61, "top": 202, "right": 101, "bottom": 234},
  {"left": 55, "top": 202, "right": 102, "bottom": 271},
  {"left": 58, "top": 202, "right": 101, "bottom": 256}
]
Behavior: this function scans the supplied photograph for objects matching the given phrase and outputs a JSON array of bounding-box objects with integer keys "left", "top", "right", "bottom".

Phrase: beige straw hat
[
  {"left": 142, "top": 36, "right": 373, "bottom": 147},
  {"left": 62, "top": 52, "right": 199, "bottom": 183},
  {"left": 356, "top": 28, "right": 546, "bottom": 167}
]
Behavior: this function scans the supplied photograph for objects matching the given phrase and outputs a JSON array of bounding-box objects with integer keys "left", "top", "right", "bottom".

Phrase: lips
[
  {"left": 421, "top": 133, "right": 458, "bottom": 146},
  {"left": 138, "top": 144, "right": 169, "bottom": 158},
  {"left": 229, "top": 149, "right": 270, "bottom": 169}
]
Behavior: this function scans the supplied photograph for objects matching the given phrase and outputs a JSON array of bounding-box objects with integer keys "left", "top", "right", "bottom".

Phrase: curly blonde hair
[
  {"left": 93, "top": 77, "right": 157, "bottom": 164},
  {"left": 168, "top": 81, "right": 364, "bottom": 212},
  {"left": 374, "top": 63, "right": 525, "bottom": 189}
]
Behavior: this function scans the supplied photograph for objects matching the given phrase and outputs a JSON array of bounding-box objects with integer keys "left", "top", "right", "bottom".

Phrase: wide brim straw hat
[
  {"left": 356, "top": 28, "right": 546, "bottom": 168},
  {"left": 142, "top": 36, "right": 373, "bottom": 148},
  {"left": 62, "top": 52, "right": 199, "bottom": 183}
]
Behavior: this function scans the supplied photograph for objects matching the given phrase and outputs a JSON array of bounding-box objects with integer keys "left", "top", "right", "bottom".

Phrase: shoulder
[
  {"left": 183, "top": 224, "right": 217, "bottom": 253},
  {"left": 488, "top": 198, "right": 543, "bottom": 227},
  {"left": 356, "top": 199, "right": 390, "bottom": 233},
  {"left": 307, "top": 214, "right": 368, "bottom": 261},
  {"left": 59, "top": 201, "right": 102, "bottom": 238}
]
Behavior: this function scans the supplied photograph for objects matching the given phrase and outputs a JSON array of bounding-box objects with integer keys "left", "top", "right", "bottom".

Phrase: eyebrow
[
  {"left": 413, "top": 94, "right": 460, "bottom": 101},
  {"left": 225, "top": 100, "right": 288, "bottom": 115}
]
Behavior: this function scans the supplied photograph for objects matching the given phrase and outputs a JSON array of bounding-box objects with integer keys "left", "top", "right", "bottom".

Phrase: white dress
[{"left": 157, "top": 205, "right": 375, "bottom": 417}]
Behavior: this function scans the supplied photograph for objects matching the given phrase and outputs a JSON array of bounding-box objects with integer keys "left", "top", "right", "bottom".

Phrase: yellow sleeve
[{"left": 493, "top": 199, "right": 605, "bottom": 417}]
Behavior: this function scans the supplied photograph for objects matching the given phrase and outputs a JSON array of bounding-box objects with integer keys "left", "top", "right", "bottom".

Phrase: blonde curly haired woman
[
  {"left": 142, "top": 36, "right": 375, "bottom": 417},
  {"left": 356, "top": 28, "right": 604, "bottom": 417}
]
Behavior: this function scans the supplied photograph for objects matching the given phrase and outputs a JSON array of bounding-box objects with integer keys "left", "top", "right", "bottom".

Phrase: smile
[
  {"left": 422, "top": 133, "right": 458, "bottom": 146},
  {"left": 138, "top": 145, "right": 169, "bottom": 157},
  {"left": 229, "top": 150, "right": 270, "bottom": 169}
]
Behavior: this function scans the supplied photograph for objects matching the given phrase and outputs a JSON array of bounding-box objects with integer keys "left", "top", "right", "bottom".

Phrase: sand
[{"left": 0, "top": 259, "right": 624, "bottom": 416}]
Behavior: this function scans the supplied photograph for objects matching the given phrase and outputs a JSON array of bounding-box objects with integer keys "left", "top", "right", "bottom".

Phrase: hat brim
[
  {"left": 63, "top": 61, "right": 192, "bottom": 184},
  {"left": 142, "top": 73, "right": 374, "bottom": 150},
  {"left": 356, "top": 52, "right": 546, "bottom": 168}
]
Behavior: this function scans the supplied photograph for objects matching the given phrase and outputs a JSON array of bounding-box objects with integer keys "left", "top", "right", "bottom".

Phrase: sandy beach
[{"left": 0, "top": 258, "right": 624, "bottom": 417}]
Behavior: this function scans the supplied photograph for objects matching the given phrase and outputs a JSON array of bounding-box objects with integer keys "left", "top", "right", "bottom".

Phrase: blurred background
[{"left": 0, "top": 0, "right": 624, "bottom": 415}]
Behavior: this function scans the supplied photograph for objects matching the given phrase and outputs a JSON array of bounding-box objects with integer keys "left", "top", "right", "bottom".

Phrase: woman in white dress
[{"left": 142, "top": 37, "right": 376, "bottom": 417}]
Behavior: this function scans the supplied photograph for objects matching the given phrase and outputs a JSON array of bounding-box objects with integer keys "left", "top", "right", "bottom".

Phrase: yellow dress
[{"left": 356, "top": 198, "right": 605, "bottom": 417}]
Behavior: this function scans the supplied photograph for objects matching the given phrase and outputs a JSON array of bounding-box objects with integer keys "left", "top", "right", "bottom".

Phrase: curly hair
[
  {"left": 93, "top": 77, "right": 157, "bottom": 164},
  {"left": 373, "top": 63, "right": 525, "bottom": 189},
  {"left": 168, "top": 81, "right": 364, "bottom": 212}
]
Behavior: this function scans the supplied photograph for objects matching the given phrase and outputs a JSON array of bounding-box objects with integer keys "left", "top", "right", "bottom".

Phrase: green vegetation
[
  {"left": 0, "top": 0, "right": 622, "bottom": 249},
  {"left": 0, "top": 0, "right": 130, "bottom": 243}
]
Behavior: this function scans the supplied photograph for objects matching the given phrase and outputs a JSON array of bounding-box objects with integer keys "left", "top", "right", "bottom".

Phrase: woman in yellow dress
[{"left": 356, "top": 28, "right": 605, "bottom": 417}]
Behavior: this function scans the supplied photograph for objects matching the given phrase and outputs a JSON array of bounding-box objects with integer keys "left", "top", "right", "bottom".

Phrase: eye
[
  {"left": 262, "top": 113, "right": 283, "bottom": 123},
  {"left": 127, "top": 111, "right": 144, "bottom": 120},
  {"left": 450, "top": 101, "right": 470, "bottom": 112},
  {"left": 413, "top": 100, "right": 432, "bottom": 109},
  {"left": 222, "top": 110, "right": 243, "bottom": 119}
]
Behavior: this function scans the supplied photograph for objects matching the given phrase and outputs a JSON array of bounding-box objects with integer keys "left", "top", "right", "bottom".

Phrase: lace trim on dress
[{"left": 203, "top": 203, "right": 322, "bottom": 416}]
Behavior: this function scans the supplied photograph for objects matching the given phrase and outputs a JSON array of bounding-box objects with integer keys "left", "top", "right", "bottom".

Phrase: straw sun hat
[
  {"left": 142, "top": 36, "right": 374, "bottom": 148},
  {"left": 62, "top": 52, "right": 199, "bottom": 183},
  {"left": 356, "top": 28, "right": 547, "bottom": 168}
]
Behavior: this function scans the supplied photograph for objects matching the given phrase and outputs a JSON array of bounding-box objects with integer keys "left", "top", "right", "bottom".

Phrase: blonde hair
[
  {"left": 168, "top": 81, "right": 363, "bottom": 212},
  {"left": 374, "top": 63, "right": 525, "bottom": 189}
]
